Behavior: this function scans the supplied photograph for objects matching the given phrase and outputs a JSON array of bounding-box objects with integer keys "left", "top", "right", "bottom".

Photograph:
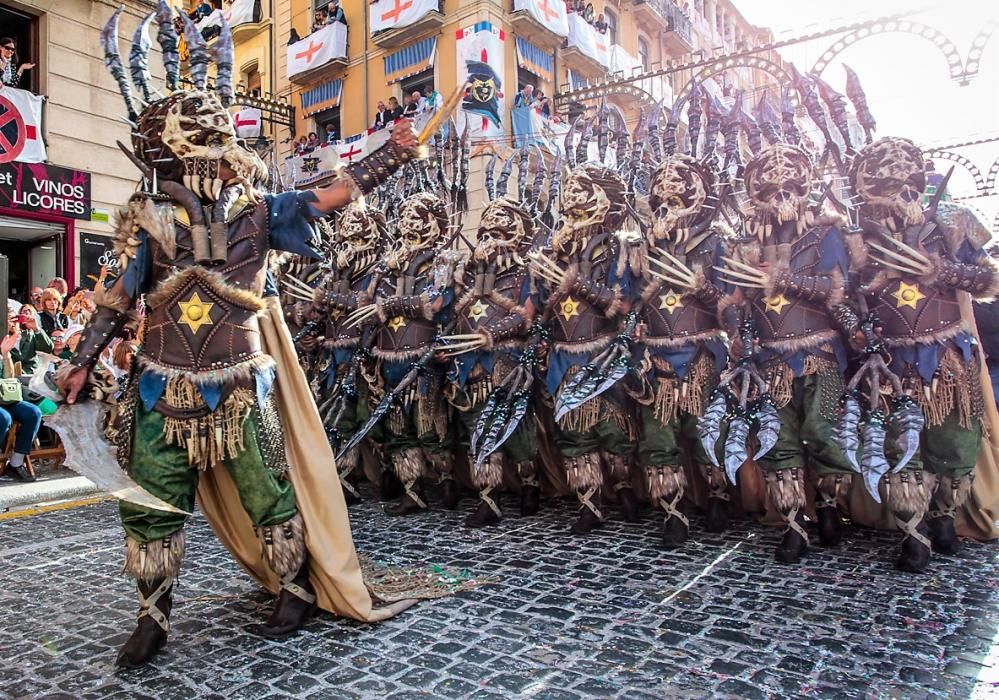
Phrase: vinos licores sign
[{"left": 0, "top": 161, "right": 92, "bottom": 220}]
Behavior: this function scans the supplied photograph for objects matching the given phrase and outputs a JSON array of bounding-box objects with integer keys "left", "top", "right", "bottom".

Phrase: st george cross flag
[
  {"left": 513, "top": 0, "right": 569, "bottom": 37},
  {"left": 456, "top": 22, "right": 506, "bottom": 141},
  {"left": 287, "top": 23, "right": 348, "bottom": 79},
  {"left": 224, "top": 0, "right": 256, "bottom": 26},
  {"left": 567, "top": 13, "right": 610, "bottom": 68},
  {"left": 0, "top": 87, "right": 46, "bottom": 164},
  {"left": 233, "top": 108, "right": 262, "bottom": 138},
  {"left": 370, "top": 0, "right": 438, "bottom": 34}
]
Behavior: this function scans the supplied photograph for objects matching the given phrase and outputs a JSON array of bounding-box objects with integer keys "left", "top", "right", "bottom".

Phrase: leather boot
[
  {"left": 261, "top": 561, "right": 316, "bottom": 638},
  {"left": 816, "top": 504, "right": 844, "bottom": 547},
  {"left": 775, "top": 524, "right": 808, "bottom": 564},
  {"left": 570, "top": 488, "right": 603, "bottom": 535},
  {"left": 662, "top": 514, "right": 689, "bottom": 549},
  {"left": 928, "top": 515, "right": 961, "bottom": 556},
  {"left": 465, "top": 489, "right": 501, "bottom": 528},
  {"left": 519, "top": 485, "right": 540, "bottom": 516},
  {"left": 703, "top": 497, "right": 728, "bottom": 533},
  {"left": 385, "top": 479, "right": 427, "bottom": 516},
  {"left": 896, "top": 521, "right": 932, "bottom": 573},
  {"left": 116, "top": 578, "right": 172, "bottom": 669},
  {"left": 617, "top": 485, "right": 640, "bottom": 522},
  {"left": 440, "top": 478, "right": 461, "bottom": 510},
  {"left": 380, "top": 468, "right": 404, "bottom": 501}
]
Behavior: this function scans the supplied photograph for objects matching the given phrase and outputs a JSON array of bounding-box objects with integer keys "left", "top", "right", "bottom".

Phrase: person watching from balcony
[
  {"left": 594, "top": 13, "right": 608, "bottom": 33},
  {"left": 294, "top": 135, "right": 308, "bottom": 155},
  {"left": 402, "top": 94, "right": 418, "bottom": 118},
  {"left": 583, "top": 3, "right": 595, "bottom": 23},
  {"left": 372, "top": 100, "right": 391, "bottom": 129},
  {"left": 425, "top": 86, "right": 443, "bottom": 113},
  {"left": 326, "top": 0, "right": 347, "bottom": 26},
  {"left": 325, "top": 123, "right": 339, "bottom": 144},
  {"left": 305, "top": 132, "right": 320, "bottom": 152},
  {"left": 535, "top": 91, "right": 551, "bottom": 119},
  {"left": 312, "top": 9, "right": 327, "bottom": 33},
  {"left": 288, "top": 28, "right": 301, "bottom": 45},
  {"left": 514, "top": 84, "right": 535, "bottom": 109},
  {"left": 192, "top": 2, "right": 213, "bottom": 20},
  {"left": 388, "top": 96, "right": 403, "bottom": 121},
  {"left": 412, "top": 90, "right": 427, "bottom": 114},
  {"left": 0, "top": 38, "right": 34, "bottom": 89}
]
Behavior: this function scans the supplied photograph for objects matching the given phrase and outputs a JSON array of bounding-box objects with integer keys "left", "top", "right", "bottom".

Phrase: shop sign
[{"left": 0, "top": 161, "right": 91, "bottom": 220}]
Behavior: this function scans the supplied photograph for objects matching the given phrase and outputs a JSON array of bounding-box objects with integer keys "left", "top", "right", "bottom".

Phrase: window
[
  {"left": 400, "top": 67, "right": 435, "bottom": 115},
  {"left": 0, "top": 5, "right": 38, "bottom": 94},
  {"left": 605, "top": 9, "right": 618, "bottom": 46},
  {"left": 314, "top": 108, "right": 341, "bottom": 143},
  {"left": 637, "top": 37, "right": 650, "bottom": 72},
  {"left": 241, "top": 61, "right": 261, "bottom": 98}
]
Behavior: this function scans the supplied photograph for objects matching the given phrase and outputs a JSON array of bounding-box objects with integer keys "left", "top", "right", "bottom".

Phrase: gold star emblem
[
  {"left": 177, "top": 292, "right": 215, "bottom": 334},
  {"left": 468, "top": 299, "right": 489, "bottom": 322},
  {"left": 659, "top": 291, "right": 684, "bottom": 314},
  {"left": 387, "top": 315, "right": 407, "bottom": 332},
  {"left": 559, "top": 296, "right": 580, "bottom": 322},
  {"left": 764, "top": 293, "right": 791, "bottom": 315},
  {"left": 892, "top": 281, "right": 925, "bottom": 310}
]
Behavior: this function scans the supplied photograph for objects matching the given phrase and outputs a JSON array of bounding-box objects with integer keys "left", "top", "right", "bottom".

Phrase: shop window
[{"left": 0, "top": 5, "right": 38, "bottom": 94}]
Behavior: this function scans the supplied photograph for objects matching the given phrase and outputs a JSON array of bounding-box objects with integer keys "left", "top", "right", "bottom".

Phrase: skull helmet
[
  {"left": 552, "top": 164, "right": 629, "bottom": 255},
  {"left": 648, "top": 155, "right": 716, "bottom": 245},
  {"left": 474, "top": 197, "right": 535, "bottom": 265},
  {"left": 384, "top": 192, "right": 449, "bottom": 271},
  {"left": 334, "top": 200, "right": 386, "bottom": 271},
  {"left": 849, "top": 137, "right": 926, "bottom": 230},
  {"left": 743, "top": 144, "right": 814, "bottom": 236}
]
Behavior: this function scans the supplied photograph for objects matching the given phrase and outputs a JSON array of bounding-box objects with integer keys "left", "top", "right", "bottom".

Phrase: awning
[
  {"left": 516, "top": 36, "right": 554, "bottom": 84},
  {"left": 301, "top": 79, "right": 343, "bottom": 116},
  {"left": 384, "top": 37, "right": 437, "bottom": 84},
  {"left": 569, "top": 69, "right": 589, "bottom": 90}
]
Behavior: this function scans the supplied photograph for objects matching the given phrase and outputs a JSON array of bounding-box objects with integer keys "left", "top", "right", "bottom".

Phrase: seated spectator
[
  {"left": 325, "top": 123, "right": 339, "bottom": 144},
  {"left": 38, "top": 288, "right": 69, "bottom": 336},
  {"left": 288, "top": 28, "right": 301, "bottom": 44},
  {"left": 50, "top": 328, "right": 70, "bottom": 360},
  {"left": 27, "top": 287, "right": 43, "bottom": 312},
  {"left": 515, "top": 84, "right": 535, "bottom": 108},
  {"left": 326, "top": 0, "right": 347, "bottom": 26},
  {"left": 0, "top": 322, "right": 43, "bottom": 483},
  {"left": 47, "top": 277, "right": 68, "bottom": 298},
  {"left": 10, "top": 306, "right": 52, "bottom": 376},
  {"left": 594, "top": 13, "right": 608, "bottom": 33},
  {"left": 372, "top": 100, "right": 391, "bottom": 129},
  {"left": 388, "top": 96, "right": 403, "bottom": 121},
  {"left": 0, "top": 37, "right": 33, "bottom": 89}
]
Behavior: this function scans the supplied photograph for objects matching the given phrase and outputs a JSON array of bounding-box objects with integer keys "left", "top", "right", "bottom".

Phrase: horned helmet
[
  {"left": 648, "top": 155, "right": 716, "bottom": 245},
  {"left": 334, "top": 200, "right": 386, "bottom": 271},
  {"left": 102, "top": 2, "right": 266, "bottom": 203},
  {"left": 743, "top": 143, "right": 814, "bottom": 235},
  {"left": 384, "top": 192, "right": 449, "bottom": 271},
  {"left": 552, "top": 164, "right": 629, "bottom": 255},
  {"left": 474, "top": 197, "right": 535, "bottom": 266},
  {"left": 849, "top": 137, "right": 926, "bottom": 230}
]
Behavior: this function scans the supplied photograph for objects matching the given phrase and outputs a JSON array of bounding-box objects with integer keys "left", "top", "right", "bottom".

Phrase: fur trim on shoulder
[{"left": 93, "top": 282, "right": 132, "bottom": 314}]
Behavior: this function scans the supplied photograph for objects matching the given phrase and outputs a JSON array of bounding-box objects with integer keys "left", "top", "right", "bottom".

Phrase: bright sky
[{"left": 735, "top": 0, "right": 999, "bottom": 224}]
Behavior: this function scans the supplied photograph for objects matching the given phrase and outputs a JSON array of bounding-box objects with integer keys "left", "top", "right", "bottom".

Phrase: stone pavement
[{"left": 1, "top": 489, "right": 998, "bottom": 699}]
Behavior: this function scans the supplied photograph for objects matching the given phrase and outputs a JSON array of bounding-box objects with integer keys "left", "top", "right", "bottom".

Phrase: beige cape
[{"left": 194, "top": 297, "right": 412, "bottom": 621}]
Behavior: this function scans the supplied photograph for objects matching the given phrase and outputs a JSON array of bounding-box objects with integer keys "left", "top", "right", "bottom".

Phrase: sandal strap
[{"left": 137, "top": 579, "right": 171, "bottom": 632}]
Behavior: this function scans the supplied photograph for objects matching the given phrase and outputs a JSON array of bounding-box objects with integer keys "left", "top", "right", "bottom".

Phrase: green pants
[
  {"left": 756, "top": 373, "right": 853, "bottom": 475},
  {"left": 454, "top": 399, "right": 538, "bottom": 464},
  {"left": 886, "top": 409, "right": 980, "bottom": 477},
  {"left": 378, "top": 401, "right": 454, "bottom": 456},
  {"left": 637, "top": 406, "right": 720, "bottom": 467},
  {"left": 119, "top": 403, "right": 298, "bottom": 543},
  {"left": 554, "top": 393, "right": 634, "bottom": 458}
]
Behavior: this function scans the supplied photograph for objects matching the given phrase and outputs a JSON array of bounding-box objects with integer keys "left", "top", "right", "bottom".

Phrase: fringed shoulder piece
[
  {"left": 112, "top": 196, "right": 176, "bottom": 269},
  {"left": 936, "top": 201, "right": 992, "bottom": 256}
]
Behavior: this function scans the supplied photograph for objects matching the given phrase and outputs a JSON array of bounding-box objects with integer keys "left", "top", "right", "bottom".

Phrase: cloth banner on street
[
  {"left": 456, "top": 22, "right": 506, "bottom": 141},
  {"left": 513, "top": 0, "right": 569, "bottom": 37},
  {"left": 566, "top": 13, "right": 609, "bottom": 68},
  {"left": 0, "top": 87, "right": 46, "bottom": 164},
  {"left": 232, "top": 107, "right": 262, "bottom": 138},
  {"left": 196, "top": 0, "right": 258, "bottom": 32},
  {"left": 287, "top": 23, "right": 347, "bottom": 79},
  {"left": 370, "top": 0, "right": 438, "bottom": 34}
]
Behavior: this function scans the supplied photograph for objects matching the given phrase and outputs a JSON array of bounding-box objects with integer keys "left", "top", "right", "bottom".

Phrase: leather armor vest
[
  {"left": 142, "top": 201, "right": 267, "bottom": 375},
  {"left": 866, "top": 226, "right": 964, "bottom": 345},
  {"left": 322, "top": 266, "right": 369, "bottom": 350},
  {"left": 550, "top": 245, "right": 620, "bottom": 349},
  {"left": 453, "top": 264, "right": 528, "bottom": 337},
  {"left": 643, "top": 239, "right": 720, "bottom": 344},
  {"left": 751, "top": 227, "right": 838, "bottom": 348},
  {"left": 372, "top": 261, "right": 437, "bottom": 359}
]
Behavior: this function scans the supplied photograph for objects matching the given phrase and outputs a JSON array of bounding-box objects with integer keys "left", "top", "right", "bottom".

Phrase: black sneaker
[{"left": 6, "top": 462, "right": 35, "bottom": 483}]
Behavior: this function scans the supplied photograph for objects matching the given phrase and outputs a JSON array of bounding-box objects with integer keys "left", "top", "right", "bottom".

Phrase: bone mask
[
  {"left": 335, "top": 200, "right": 384, "bottom": 270},
  {"left": 474, "top": 197, "right": 532, "bottom": 265},
  {"left": 850, "top": 137, "right": 926, "bottom": 230},
  {"left": 552, "top": 165, "right": 627, "bottom": 255},
  {"left": 384, "top": 193, "right": 448, "bottom": 271},
  {"left": 743, "top": 144, "right": 814, "bottom": 234},
  {"left": 649, "top": 155, "right": 713, "bottom": 244}
]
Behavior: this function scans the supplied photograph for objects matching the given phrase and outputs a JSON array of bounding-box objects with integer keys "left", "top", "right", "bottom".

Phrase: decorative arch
[
  {"left": 674, "top": 56, "right": 793, "bottom": 103},
  {"left": 986, "top": 155, "right": 999, "bottom": 194},
  {"left": 925, "top": 148, "right": 988, "bottom": 195},
  {"left": 966, "top": 18, "right": 999, "bottom": 78},
  {"left": 574, "top": 80, "right": 657, "bottom": 108}
]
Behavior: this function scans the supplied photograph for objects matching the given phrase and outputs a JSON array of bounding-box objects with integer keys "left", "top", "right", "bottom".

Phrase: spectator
[
  {"left": 288, "top": 28, "right": 301, "bottom": 44},
  {"left": 325, "top": 123, "right": 339, "bottom": 144},
  {"left": 402, "top": 94, "right": 417, "bottom": 118},
  {"left": 0, "top": 318, "right": 43, "bottom": 483},
  {"left": 515, "top": 84, "right": 535, "bottom": 108},
  {"left": 312, "top": 9, "right": 327, "bottom": 33},
  {"left": 0, "top": 37, "right": 33, "bottom": 89},
  {"left": 47, "top": 277, "right": 68, "bottom": 298},
  {"left": 306, "top": 132, "right": 320, "bottom": 152},
  {"left": 326, "top": 0, "right": 347, "bottom": 26},
  {"left": 9, "top": 306, "right": 52, "bottom": 376},
  {"left": 388, "top": 96, "right": 403, "bottom": 121},
  {"left": 193, "top": 2, "right": 213, "bottom": 20},
  {"left": 372, "top": 100, "right": 391, "bottom": 129},
  {"left": 63, "top": 289, "right": 95, "bottom": 325},
  {"left": 536, "top": 91, "right": 551, "bottom": 119},
  {"left": 425, "top": 86, "right": 443, "bottom": 113},
  {"left": 594, "top": 13, "right": 608, "bottom": 33},
  {"left": 38, "top": 288, "right": 69, "bottom": 336},
  {"left": 583, "top": 2, "right": 595, "bottom": 23},
  {"left": 50, "top": 328, "right": 70, "bottom": 360},
  {"left": 27, "top": 287, "right": 43, "bottom": 312},
  {"left": 294, "top": 135, "right": 308, "bottom": 155}
]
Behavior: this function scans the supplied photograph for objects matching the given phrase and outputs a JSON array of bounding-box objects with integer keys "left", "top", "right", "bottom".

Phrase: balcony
[
  {"left": 370, "top": 7, "right": 445, "bottom": 50},
  {"left": 287, "top": 23, "right": 349, "bottom": 85},
  {"left": 562, "top": 13, "right": 610, "bottom": 78},
  {"left": 509, "top": 0, "right": 569, "bottom": 50},
  {"left": 633, "top": 0, "right": 693, "bottom": 55}
]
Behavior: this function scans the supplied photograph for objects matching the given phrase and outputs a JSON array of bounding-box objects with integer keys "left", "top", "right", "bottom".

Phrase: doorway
[{"left": 0, "top": 215, "right": 64, "bottom": 302}]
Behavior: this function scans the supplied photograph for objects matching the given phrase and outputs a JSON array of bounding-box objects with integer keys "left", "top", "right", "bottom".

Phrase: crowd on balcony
[
  {"left": 370, "top": 88, "right": 442, "bottom": 130},
  {"left": 564, "top": 1, "right": 607, "bottom": 33},
  {"left": 514, "top": 84, "right": 554, "bottom": 121},
  {"left": 0, "top": 37, "right": 34, "bottom": 89},
  {"left": 310, "top": 1, "right": 348, "bottom": 34}
]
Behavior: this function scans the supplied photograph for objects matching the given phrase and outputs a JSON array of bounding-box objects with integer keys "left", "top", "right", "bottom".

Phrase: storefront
[{"left": 0, "top": 160, "right": 91, "bottom": 299}]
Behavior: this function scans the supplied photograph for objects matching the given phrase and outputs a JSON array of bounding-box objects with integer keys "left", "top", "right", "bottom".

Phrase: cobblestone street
[{"left": 1, "top": 489, "right": 998, "bottom": 699}]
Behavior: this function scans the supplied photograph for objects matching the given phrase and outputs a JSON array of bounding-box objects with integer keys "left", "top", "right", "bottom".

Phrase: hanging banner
[
  {"left": 196, "top": 0, "right": 258, "bottom": 32},
  {"left": 456, "top": 22, "right": 506, "bottom": 142},
  {"left": 513, "top": 0, "right": 569, "bottom": 37},
  {"left": 566, "top": 13, "right": 610, "bottom": 68},
  {"left": 0, "top": 161, "right": 91, "bottom": 220},
  {"left": 287, "top": 23, "right": 348, "bottom": 79},
  {"left": 0, "top": 87, "right": 46, "bottom": 164},
  {"left": 370, "top": 0, "right": 438, "bottom": 34},
  {"left": 232, "top": 107, "right": 262, "bottom": 138}
]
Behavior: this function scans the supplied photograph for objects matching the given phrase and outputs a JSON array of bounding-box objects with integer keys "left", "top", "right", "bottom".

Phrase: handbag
[{"left": 0, "top": 377, "right": 23, "bottom": 404}]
